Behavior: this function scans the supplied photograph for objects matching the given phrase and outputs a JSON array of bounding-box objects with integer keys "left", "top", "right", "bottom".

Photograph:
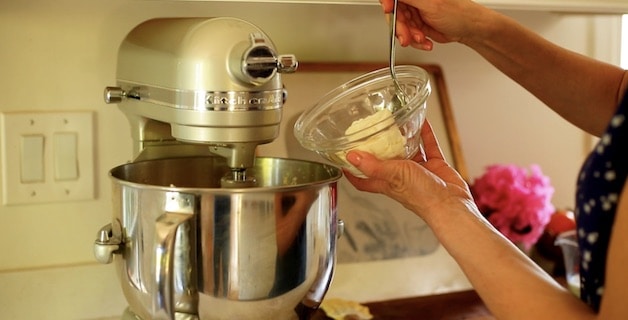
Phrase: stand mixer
[
  {"left": 103, "top": 17, "right": 297, "bottom": 186},
  {"left": 94, "top": 17, "right": 343, "bottom": 320}
]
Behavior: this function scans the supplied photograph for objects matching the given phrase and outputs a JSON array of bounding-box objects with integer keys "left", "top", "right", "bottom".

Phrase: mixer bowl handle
[
  {"left": 93, "top": 220, "right": 122, "bottom": 264},
  {"left": 153, "top": 211, "right": 195, "bottom": 320}
]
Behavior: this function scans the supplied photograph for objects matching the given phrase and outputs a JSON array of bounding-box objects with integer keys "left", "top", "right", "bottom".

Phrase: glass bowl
[{"left": 294, "top": 65, "right": 431, "bottom": 177}]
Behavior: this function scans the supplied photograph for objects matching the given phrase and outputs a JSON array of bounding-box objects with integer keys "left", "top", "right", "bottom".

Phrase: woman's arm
[
  {"left": 461, "top": 9, "right": 626, "bottom": 137},
  {"left": 382, "top": 0, "right": 628, "bottom": 136},
  {"left": 344, "top": 122, "right": 606, "bottom": 319}
]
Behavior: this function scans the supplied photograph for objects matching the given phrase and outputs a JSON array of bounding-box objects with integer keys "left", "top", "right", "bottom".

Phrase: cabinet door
[{"left": 478, "top": 0, "right": 628, "bottom": 13}]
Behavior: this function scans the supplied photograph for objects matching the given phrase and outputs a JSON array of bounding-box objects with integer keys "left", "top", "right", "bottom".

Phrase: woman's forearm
[
  {"left": 463, "top": 9, "right": 626, "bottom": 136},
  {"left": 425, "top": 200, "right": 596, "bottom": 319}
]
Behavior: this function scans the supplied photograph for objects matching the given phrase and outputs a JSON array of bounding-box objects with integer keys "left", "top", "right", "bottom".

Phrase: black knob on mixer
[
  {"left": 239, "top": 33, "right": 298, "bottom": 86},
  {"left": 244, "top": 46, "right": 279, "bottom": 79}
]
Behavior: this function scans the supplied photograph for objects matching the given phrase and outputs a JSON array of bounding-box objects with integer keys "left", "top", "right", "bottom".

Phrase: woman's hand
[
  {"left": 380, "top": 0, "right": 487, "bottom": 50},
  {"left": 343, "top": 120, "right": 472, "bottom": 221}
]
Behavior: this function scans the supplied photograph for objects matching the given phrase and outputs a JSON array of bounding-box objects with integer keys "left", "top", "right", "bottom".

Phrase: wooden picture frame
[{"left": 258, "top": 62, "right": 467, "bottom": 262}]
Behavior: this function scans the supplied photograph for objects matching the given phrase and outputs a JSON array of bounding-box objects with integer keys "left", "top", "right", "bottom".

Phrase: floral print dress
[{"left": 575, "top": 89, "right": 628, "bottom": 311}]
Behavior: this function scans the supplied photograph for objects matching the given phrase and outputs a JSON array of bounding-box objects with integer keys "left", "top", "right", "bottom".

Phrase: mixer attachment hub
[{"left": 220, "top": 168, "right": 258, "bottom": 188}]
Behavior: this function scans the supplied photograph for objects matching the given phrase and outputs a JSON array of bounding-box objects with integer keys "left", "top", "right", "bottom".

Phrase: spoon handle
[
  {"left": 389, "top": 0, "right": 406, "bottom": 105},
  {"left": 389, "top": 0, "right": 398, "bottom": 73}
]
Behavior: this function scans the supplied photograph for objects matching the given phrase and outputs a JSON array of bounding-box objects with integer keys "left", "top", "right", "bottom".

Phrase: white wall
[{"left": 0, "top": 1, "right": 621, "bottom": 319}]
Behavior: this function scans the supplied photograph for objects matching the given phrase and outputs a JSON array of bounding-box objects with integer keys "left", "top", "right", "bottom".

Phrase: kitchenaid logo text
[
  {"left": 205, "top": 91, "right": 283, "bottom": 108},
  {"left": 115, "top": 82, "right": 285, "bottom": 110}
]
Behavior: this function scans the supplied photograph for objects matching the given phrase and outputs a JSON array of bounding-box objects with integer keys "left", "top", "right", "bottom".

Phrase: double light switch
[{"left": 1, "top": 111, "right": 94, "bottom": 205}]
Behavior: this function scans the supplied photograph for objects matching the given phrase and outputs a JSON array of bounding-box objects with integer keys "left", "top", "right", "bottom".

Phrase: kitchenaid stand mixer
[
  {"left": 103, "top": 17, "right": 296, "bottom": 185},
  {"left": 94, "top": 17, "right": 342, "bottom": 320}
]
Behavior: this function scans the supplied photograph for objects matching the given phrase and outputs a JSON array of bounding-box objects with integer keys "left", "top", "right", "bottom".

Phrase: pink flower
[{"left": 471, "top": 164, "right": 555, "bottom": 250}]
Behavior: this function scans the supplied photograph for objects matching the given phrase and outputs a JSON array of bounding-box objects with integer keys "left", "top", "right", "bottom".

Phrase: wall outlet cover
[{"left": 1, "top": 111, "right": 95, "bottom": 205}]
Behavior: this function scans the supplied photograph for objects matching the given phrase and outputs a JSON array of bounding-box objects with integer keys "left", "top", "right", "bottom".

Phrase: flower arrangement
[{"left": 470, "top": 164, "right": 555, "bottom": 251}]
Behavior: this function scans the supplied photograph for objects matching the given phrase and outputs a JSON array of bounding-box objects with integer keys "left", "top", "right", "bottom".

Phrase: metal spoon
[{"left": 388, "top": 0, "right": 407, "bottom": 112}]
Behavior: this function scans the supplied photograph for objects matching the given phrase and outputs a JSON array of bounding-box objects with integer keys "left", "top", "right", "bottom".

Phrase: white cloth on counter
[{"left": 326, "top": 244, "right": 473, "bottom": 303}]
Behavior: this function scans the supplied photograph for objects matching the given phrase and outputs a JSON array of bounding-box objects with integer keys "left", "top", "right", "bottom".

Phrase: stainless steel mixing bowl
[{"left": 95, "top": 156, "right": 342, "bottom": 320}]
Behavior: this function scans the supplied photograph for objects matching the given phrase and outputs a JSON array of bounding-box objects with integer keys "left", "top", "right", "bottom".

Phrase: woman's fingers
[{"left": 420, "top": 120, "right": 446, "bottom": 162}]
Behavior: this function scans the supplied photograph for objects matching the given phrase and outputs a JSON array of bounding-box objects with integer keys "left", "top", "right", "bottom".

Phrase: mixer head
[{"left": 104, "top": 17, "right": 297, "bottom": 185}]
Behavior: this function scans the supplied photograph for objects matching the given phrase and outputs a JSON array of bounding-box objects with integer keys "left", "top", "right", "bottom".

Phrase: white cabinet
[
  {"left": 174, "top": 0, "right": 628, "bottom": 13},
  {"left": 479, "top": 0, "right": 628, "bottom": 13}
]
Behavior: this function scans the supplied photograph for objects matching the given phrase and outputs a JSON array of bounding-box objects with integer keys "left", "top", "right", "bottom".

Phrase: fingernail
[{"left": 346, "top": 152, "right": 362, "bottom": 166}]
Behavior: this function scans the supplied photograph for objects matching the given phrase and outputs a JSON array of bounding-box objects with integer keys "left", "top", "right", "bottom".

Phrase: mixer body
[{"left": 104, "top": 17, "right": 297, "bottom": 172}]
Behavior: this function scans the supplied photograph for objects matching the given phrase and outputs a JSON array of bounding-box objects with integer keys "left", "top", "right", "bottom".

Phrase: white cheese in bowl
[{"left": 338, "top": 109, "right": 407, "bottom": 176}]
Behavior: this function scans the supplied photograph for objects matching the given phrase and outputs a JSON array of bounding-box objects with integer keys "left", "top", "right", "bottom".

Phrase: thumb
[
  {"left": 344, "top": 150, "right": 425, "bottom": 210},
  {"left": 344, "top": 150, "right": 399, "bottom": 195},
  {"left": 346, "top": 150, "right": 381, "bottom": 178}
]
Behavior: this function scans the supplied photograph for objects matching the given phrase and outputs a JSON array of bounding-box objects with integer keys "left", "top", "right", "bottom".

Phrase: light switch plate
[{"left": 1, "top": 111, "right": 95, "bottom": 205}]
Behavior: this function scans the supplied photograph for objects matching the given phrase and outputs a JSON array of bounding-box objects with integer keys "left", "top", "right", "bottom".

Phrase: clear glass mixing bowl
[{"left": 294, "top": 65, "right": 431, "bottom": 177}]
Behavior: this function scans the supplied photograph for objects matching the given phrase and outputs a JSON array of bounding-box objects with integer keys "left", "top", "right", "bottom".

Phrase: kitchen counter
[
  {"left": 90, "top": 290, "right": 492, "bottom": 320},
  {"left": 313, "top": 290, "right": 494, "bottom": 320}
]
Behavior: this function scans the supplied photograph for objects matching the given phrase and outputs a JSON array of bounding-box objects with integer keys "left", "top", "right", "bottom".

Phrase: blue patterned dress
[{"left": 575, "top": 89, "right": 628, "bottom": 311}]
